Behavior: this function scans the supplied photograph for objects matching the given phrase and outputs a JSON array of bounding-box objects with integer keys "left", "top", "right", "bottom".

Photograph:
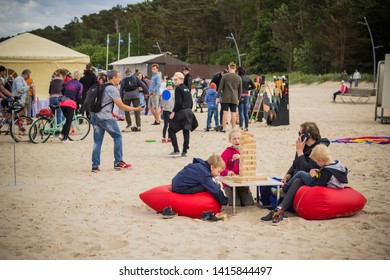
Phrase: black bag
[
  {"left": 82, "top": 82, "right": 112, "bottom": 113},
  {"left": 123, "top": 75, "right": 138, "bottom": 91}
]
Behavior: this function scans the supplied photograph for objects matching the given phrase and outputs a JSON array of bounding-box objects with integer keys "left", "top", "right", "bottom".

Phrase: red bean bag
[
  {"left": 139, "top": 184, "right": 221, "bottom": 219},
  {"left": 293, "top": 186, "right": 367, "bottom": 220}
]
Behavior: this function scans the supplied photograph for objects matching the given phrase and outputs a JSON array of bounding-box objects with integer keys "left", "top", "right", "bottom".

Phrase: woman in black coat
[{"left": 168, "top": 72, "right": 198, "bottom": 157}]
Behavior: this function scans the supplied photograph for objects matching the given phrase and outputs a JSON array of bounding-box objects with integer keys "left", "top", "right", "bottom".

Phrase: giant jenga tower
[{"left": 228, "top": 131, "right": 266, "bottom": 183}]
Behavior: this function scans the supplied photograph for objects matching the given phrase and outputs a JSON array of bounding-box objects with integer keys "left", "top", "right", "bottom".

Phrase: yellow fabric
[{"left": 0, "top": 33, "right": 89, "bottom": 98}]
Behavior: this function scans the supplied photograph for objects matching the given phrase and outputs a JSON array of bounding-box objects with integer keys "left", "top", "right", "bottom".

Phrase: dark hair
[
  {"left": 151, "top": 63, "right": 159, "bottom": 69},
  {"left": 22, "top": 69, "right": 31, "bottom": 75},
  {"left": 236, "top": 66, "right": 246, "bottom": 76},
  {"left": 301, "top": 122, "right": 321, "bottom": 140}
]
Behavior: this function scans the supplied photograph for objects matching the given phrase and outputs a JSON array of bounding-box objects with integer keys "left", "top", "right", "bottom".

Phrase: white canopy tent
[{"left": 0, "top": 33, "right": 90, "bottom": 99}]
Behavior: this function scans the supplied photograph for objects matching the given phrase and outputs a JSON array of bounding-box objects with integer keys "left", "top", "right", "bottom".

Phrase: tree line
[{"left": 4, "top": 0, "right": 389, "bottom": 75}]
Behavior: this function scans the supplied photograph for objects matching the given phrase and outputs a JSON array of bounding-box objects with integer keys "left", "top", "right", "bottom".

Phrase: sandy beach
[{"left": 0, "top": 81, "right": 389, "bottom": 260}]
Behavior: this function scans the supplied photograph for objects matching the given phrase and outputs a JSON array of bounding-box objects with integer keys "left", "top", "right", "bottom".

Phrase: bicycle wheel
[
  {"left": 68, "top": 115, "right": 91, "bottom": 141},
  {"left": 29, "top": 117, "right": 52, "bottom": 144},
  {"left": 10, "top": 115, "right": 33, "bottom": 142}
]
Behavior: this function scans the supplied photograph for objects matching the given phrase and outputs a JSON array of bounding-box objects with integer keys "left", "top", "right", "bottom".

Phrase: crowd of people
[{"left": 1, "top": 63, "right": 351, "bottom": 225}]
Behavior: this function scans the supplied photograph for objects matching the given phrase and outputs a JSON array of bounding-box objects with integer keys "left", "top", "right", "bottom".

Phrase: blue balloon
[{"left": 162, "top": 89, "right": 171, "bottom": 101}]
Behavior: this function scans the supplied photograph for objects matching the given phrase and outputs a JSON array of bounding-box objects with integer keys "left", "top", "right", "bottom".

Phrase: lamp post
[
  {"left": 357, "top": 17, "right": 379, "bottom": 87},
  {"left": 153, "top": 42, "right": 162, "bottom": 54},
  {"left": 226, "top": 33, "right": 241, "bottom": 66}
]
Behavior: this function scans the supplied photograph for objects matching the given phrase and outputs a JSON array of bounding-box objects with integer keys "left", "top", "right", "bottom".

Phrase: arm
[
  {"left": 248, "top": 79, "right": 256, "bottom": 91},
  {"left": 307, "top": 169, "right": 332, "bottom": 187},
  {"left": 0, "top": 84, "right": 13, "bottom": 98},
  {"left": 220, "top": 149, "right": 239, "bottom": 176},
  {"left": 113, "top": 98, "right": 143, "bottom": 112},
  {"left": 202, "top": 177, "right": 228, "bottom": 205},
  {"left": 15, "top": 78, "right": 29, "bottom": 94},
  {"left": 138, "top": 79, "right": 149, "bottom": 94}
]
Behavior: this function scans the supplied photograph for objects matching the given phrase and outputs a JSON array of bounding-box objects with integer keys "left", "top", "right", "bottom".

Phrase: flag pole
[
  {"left": 118, "top": 32, "right": 120, "bottom": 61},
  {"left": 128, "top": 33, "right": 131, "bottom": 57},
  {"left": 106, "top": 34, "right": 109, "bottom": 71}
]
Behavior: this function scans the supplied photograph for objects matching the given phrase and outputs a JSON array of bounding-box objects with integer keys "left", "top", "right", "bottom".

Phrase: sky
[{"left": 0, "top": 0, "right": 142, "bottom": 38}]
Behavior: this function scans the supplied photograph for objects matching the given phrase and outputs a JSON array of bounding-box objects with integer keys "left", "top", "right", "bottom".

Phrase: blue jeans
[
  {"left": 238, "top": 98, "right": 249, "bottom": 128},
  {"left": 49, "top": 96, "right": 64, "bottom": 125},
  {"left": 139, "top": 92, "right": 145, "bottom": 107},
  {"left": 206, "top": 107, "right": 219, "bottom": 129},
  {"left": 90, "top": 115, "right": 123, "bottom": 168},
  {"left": 282, "top": 170, "right": 315, "bottom": 193}
]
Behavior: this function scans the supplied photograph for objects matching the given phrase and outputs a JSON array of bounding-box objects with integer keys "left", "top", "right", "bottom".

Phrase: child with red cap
[{"left": 204, "top": 82, "right": 219, "bottom": 131}]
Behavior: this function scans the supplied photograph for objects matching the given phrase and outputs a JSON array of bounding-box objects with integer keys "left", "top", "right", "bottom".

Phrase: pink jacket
[
  {"left": 220, "top": 146, "right": 240, "bottom": 177},
  {"left": 340, "top": 83, "right": 348, "bottom": 93}
]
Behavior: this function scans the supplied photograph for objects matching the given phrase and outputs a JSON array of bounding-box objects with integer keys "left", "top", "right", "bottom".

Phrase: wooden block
[{"left": 232, "top": 175, "right": 268, "bottom": 183}]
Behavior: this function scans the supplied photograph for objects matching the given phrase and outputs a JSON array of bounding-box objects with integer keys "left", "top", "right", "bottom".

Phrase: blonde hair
[
  {"left": 173, "top": 72, "right": 185, "bottom": 80},
  {"left": 228, "top": 128, "right": 241, "bottom": 141},
  {"left": 207, "top": 154, "right": 226, "bottom": 169},
  {"left": 310, "top": 144, "right": 334, "bottom": 164},
  {"left": 72, "top": 70, "right": 81, "bottom": 80}
]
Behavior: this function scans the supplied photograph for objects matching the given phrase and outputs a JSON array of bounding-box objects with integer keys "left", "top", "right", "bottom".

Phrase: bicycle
[
  {"left": 29, "top": 105, "right": 91, "bottom": 144},
  {"left": 0, "top": 96, "right": 33, "bottom": 142}
]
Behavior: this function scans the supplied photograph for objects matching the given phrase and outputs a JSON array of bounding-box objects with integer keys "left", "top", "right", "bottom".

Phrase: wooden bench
[{"left": 337, "top": 88, "right": 376, "bottom": 104}]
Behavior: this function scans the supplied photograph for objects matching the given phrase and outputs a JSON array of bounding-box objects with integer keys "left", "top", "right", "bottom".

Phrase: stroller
[{"left": 193, "top": 86, "right": 208, "bottom": 113}]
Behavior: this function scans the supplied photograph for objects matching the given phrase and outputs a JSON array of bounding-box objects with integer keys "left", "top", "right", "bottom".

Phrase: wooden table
[{"left": 216, "top": 176, "right": 283, "bottom": 215}]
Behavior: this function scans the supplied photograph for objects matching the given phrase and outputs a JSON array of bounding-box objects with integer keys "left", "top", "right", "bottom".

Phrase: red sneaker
[
  {"left": 162, "top": 138, "right": 167, "bottom": 143},
  {"left": 114, "top": 161, "right": 133, "bottom": 170}
]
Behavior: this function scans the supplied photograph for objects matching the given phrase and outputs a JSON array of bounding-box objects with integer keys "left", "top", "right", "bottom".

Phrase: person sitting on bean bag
[
  {"left": 172, "top": 154, "right": 229, "bottom": 206},
  {"left": 262, "top": 144, "right": 348, "bottom": 226}
]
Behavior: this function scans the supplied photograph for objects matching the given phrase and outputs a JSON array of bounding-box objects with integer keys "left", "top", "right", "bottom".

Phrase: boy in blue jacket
[
  {"left": 172, "top": 154, "right": 228, "bottom": 205},
  {"left": 204, "top": 82, "right": 219, "bottom": 131}
]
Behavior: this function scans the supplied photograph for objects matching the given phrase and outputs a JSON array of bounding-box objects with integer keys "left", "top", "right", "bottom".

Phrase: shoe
[
  {"left": 91, "top": 166, "right": 100, "bottom": 173},
  {"left": 131, "top": 126, "right": 140, "bottom": 132},
  {"left": 58, "top": 133, "right": 64, "bottom": 141},
  {"left": 181, "top": 152, "right": 187, "bottom": 157},
  {"left": 271, "top": 208, "right": 285, "bottom": 226},
  {"left": 204, "top": 128, "right": 210, "bottom": 132},
  {"left": 162, "top": 138, "right": 167, "bottom": 143},
  {"left": 162, "top": 206, "right": 178, "bottom": 219},
  {"left": 219, "top": 129, "right": 226, "bottom": 133},
  {"left": 152, "top": 121, "right": 160, "bottom": 125},
  {"left": 201, "top": 211, "right": 221, "bottom": 221},
  {"left": 122, "top": 125, "right": 132, "bottom": 132},
  {"left": 214, "top": 127, "right": 219, "bottom": 131},
  {"left": 261, "top": 210, "right": 275, "bottom": 221},
  {"left": 169, "top": 151, "right": 180, "bottom": 157},
  {"left": 114, "top": 161, "right": 133, "bottom": 170},
  {"left": 244, "top": 128, "right": 248, "bottom": 131},
  {"left": 62, "top": 139, "right": 72, "bottom": 144}
]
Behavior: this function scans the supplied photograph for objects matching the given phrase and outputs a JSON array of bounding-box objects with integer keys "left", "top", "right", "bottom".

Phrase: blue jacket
[
  {"left": 205, "top": 88, "right": 218, "bottom": 109},
  {"left": 172, "top": 158, "right": 228, "bottom": 205}
]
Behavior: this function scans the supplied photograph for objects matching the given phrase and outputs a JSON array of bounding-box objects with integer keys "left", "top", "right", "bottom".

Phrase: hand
[
  {"left": 134, "top": 106, "right": 144, "bottom": 111},
  {"left": 169, "top": 112, "right": 175, "bottom": 119},
  {"left": 296, "top": 136, "right": 305, "bottom": 155},
  {"left": 216, "top": 98, "right": 220, "bottom": 104},
  {"left": 227, "top": 171, "right": 236, "bottom": 176},
  {"left": 232, "top": 154, "right": 240, "bottom": 161},
  {"left": 282, "top": 174, "right": 291, "bottom": 184},
  {"left": 310, "top": 169, "right": 319, "bottom": 177}
]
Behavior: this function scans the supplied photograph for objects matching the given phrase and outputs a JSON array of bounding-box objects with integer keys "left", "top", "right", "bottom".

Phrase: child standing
[
  {"left": 204, "top": 82, "right": 219, "bottom": 131},
  {"left": 172, "top": 154, "right": 228, "bottom": 206},
  {"left": 262, "top": 144, "right": 348, "bottom": 225},
  {"left": 220, "top": 128, "right": 255, "bottom": 206},
  {"left": 161, "top": 80, "right": 175, "bottom": 143}
]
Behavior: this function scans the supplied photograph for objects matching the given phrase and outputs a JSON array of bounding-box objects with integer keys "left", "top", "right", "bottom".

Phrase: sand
[{"left": 0, "top": 82, "right": 389, "bottom": 260}]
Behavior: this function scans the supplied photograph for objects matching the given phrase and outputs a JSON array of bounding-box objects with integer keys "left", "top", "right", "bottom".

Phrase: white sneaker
[
  {"left": 63, "top": 139, "right": 72, "bottom": 144},
  {"left": 122, "top": 125, "right": 132, "bottom": 132}
]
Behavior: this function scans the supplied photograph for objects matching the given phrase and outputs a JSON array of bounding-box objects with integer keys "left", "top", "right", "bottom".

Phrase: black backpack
[
  {"left": 83, "top": 82, "right": 113, "bottom": 113},
  {"left": 123, "top": 75, "right": 138, "bottom": 91}
]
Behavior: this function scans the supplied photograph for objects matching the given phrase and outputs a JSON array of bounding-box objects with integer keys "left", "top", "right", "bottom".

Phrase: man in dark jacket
[
  {"left": 182, "top": 67, "right": 192, "bottom": 93},
  {"left": 120, "top": 68, "right": 149, "bottom": 132},
  {"left": 172, "top": 155, "right": 228, "bottom": 206},
  {"left": 79, "top": 63, "right": 97, "bottom": 119}
]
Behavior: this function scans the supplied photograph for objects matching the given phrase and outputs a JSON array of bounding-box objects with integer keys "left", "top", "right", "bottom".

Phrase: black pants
[
  {"left": 168, "top": 127, "right": 190, "bottom": 153},
  {"left": 162, "top": 111, "right": 171, "bottom": 138},
  {"left": 279, "top": 178, "right": 304, "bottom": 211},
  {"left": 123, "top": 98, "right": 141, "bottom": 127},
  {"left": 60, "top": 106, "right": 75, "bottom": 140}
]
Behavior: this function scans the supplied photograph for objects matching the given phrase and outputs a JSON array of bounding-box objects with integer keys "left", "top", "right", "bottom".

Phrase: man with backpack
[
  {"left": 120, "top": 68, "right": 149, "bottom": 132},
  {"left": 79, "top": 63, "right": 97, "bottom": 119},
  {"left": 89, "top": 70, "right": 143, "bottom": 172}
]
